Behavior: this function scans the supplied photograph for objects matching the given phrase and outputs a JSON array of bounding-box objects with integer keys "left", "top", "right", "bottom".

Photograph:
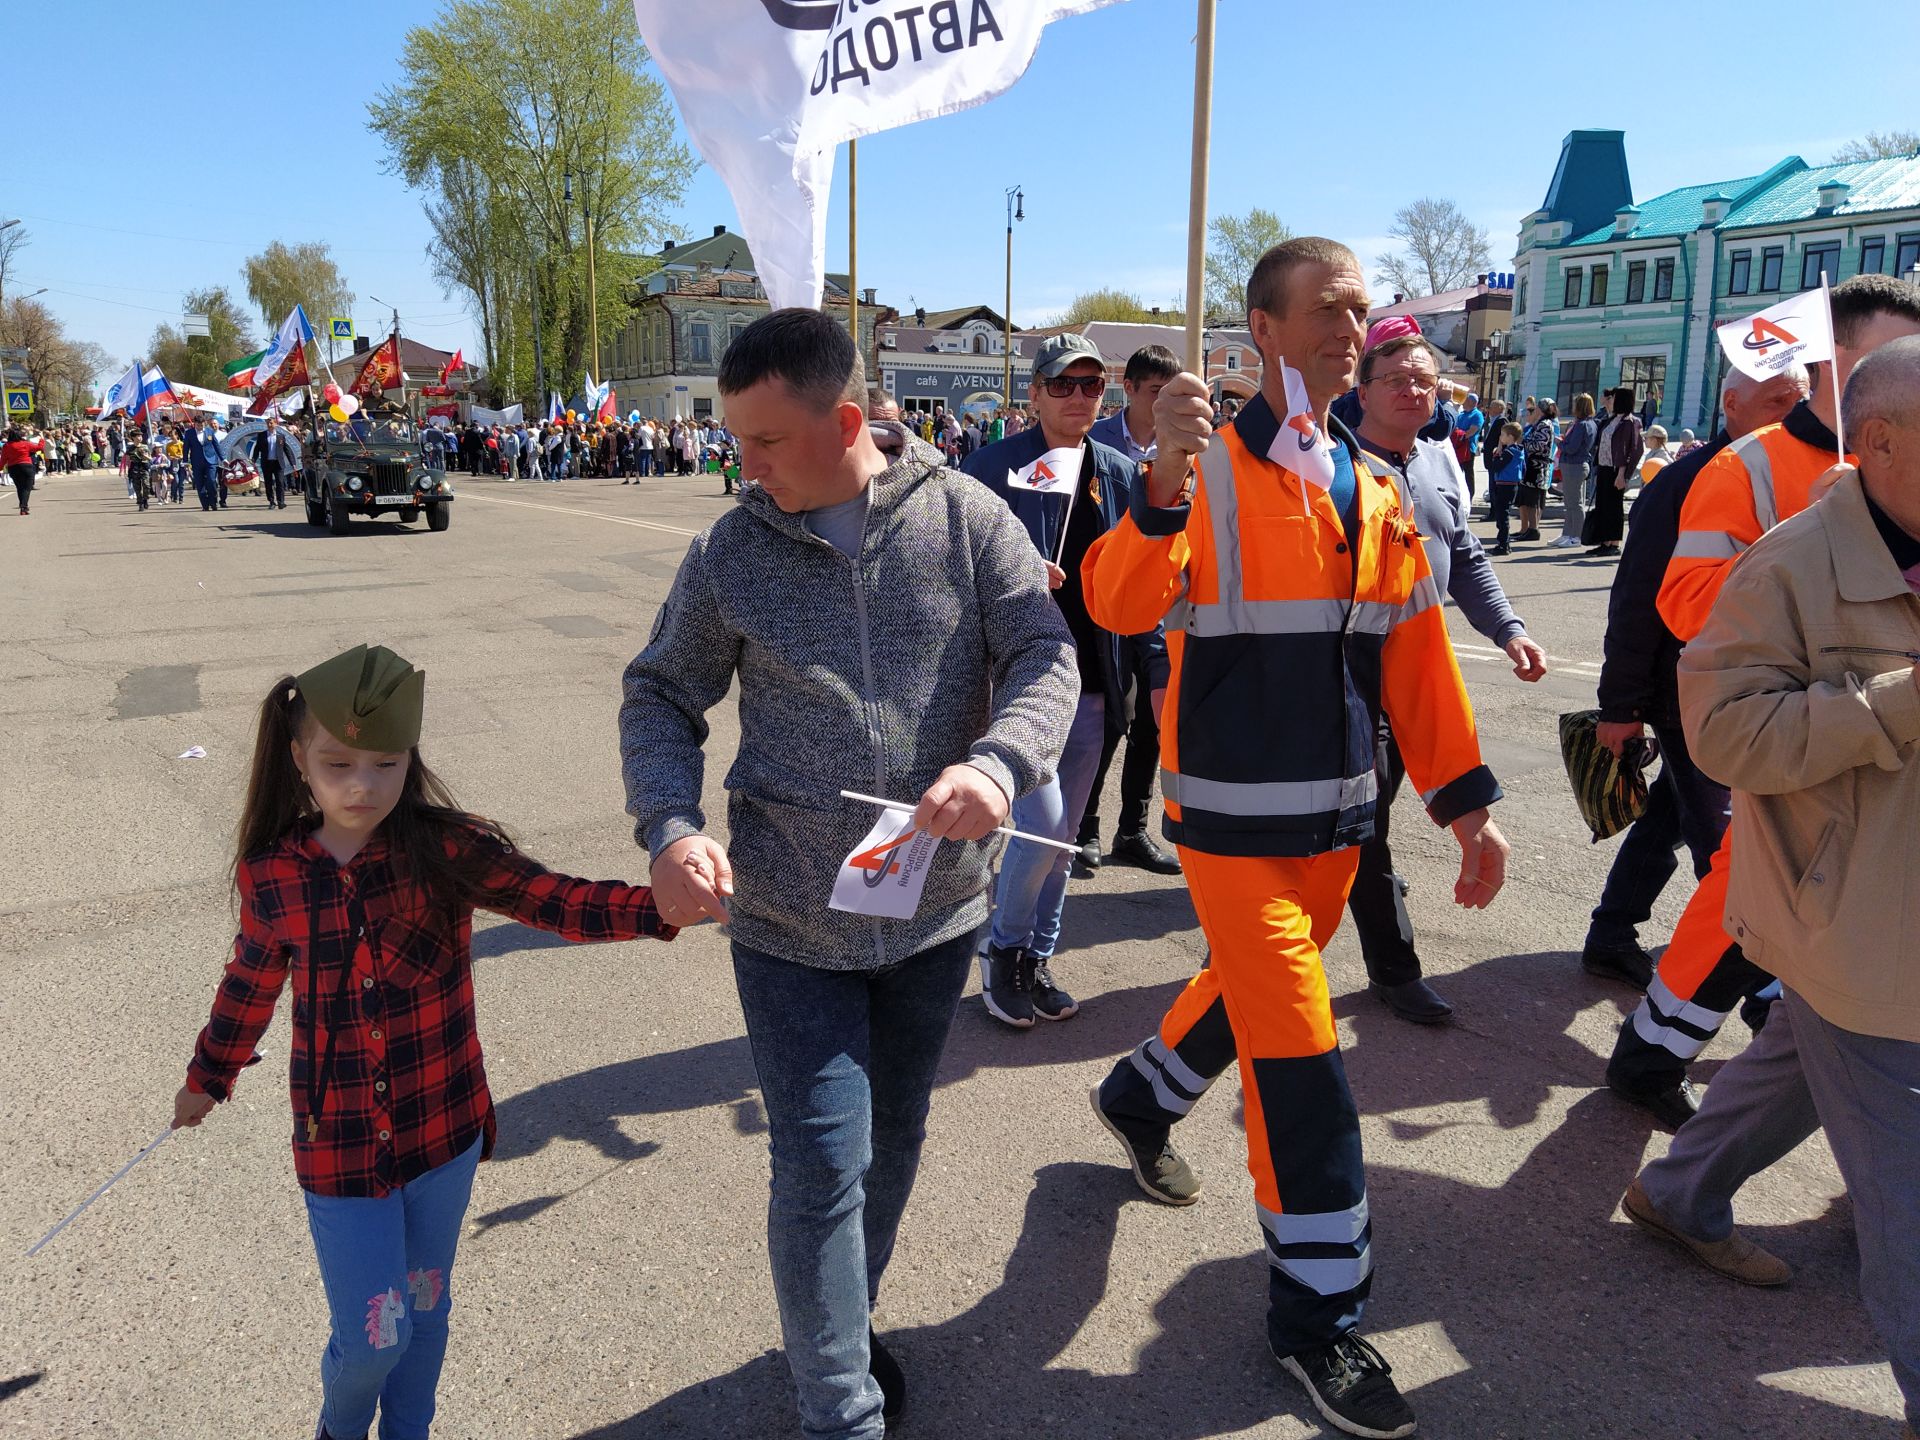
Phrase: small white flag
[
  {"left": 1007, "top": 445, "right": 1083, "bottom": 496},
  {"left": 176, "top": 746, "right": 207, "bottom": 760},
  {"left": 1716, "top": 288, "right": 1835, "bottom": 381},
  {"left": 1268, "top": 357, "right": 1338, "bottom": 491},
  {"left": 829, "top": 808, "right": 944, "bottom": 920}
]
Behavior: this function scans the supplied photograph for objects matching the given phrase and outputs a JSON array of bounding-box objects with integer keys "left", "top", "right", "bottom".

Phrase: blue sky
[{"left": 11, "top": 0, "right": 1917, "bottom": 382}]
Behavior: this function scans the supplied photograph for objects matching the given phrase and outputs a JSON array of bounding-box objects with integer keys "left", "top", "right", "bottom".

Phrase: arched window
[{"left": 973, "top": 334, "right": 986, "bottom": 354}]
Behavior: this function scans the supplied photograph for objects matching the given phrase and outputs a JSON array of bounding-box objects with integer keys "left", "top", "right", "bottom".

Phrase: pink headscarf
[{"left": 1363, "top": 315, "right": 1422, "bottom": 352}]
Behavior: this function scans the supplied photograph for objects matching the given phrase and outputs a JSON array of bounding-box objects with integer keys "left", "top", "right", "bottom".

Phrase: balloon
[
  {"left": 328, "top": 403, "right": 349, "bottom": 423},
  {"left": 322, "top": 383, "right": 342, "bottom": 404},
  {"left": 566, "top": 410, "right": 577, "bottom": 422},
  {"left": 628, "top": 410, "right": 640, "bottom": 422},
  {"left": 338, "top": 394, "right": 360, "bottom": 416}
]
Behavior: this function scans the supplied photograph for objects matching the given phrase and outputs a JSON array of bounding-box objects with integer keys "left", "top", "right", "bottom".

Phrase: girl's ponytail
[{"left": 233, "top": 676, "right": 314, "bottom": 893}]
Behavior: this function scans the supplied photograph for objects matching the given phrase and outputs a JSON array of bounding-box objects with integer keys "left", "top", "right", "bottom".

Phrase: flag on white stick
[
  {"left": 1007, "top": 445, "right": 1083, "bottom": 495},
  {"left": 830, "top": 807, "right": 944, "bottom": 920},
  {"left": 630, "top": 0, "right": 1128, "bottom": 310},
  {"left": 1716, "top": 288, "right": 1835, "bottom": 381},
  {"left": 1267, "top": 357, "right": 1338, "bottom": 490}
]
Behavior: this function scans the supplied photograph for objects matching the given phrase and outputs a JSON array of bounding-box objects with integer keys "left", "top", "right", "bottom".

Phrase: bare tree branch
[{"left": 1373, "top": 198, "right": 1492, "bottom": 298}]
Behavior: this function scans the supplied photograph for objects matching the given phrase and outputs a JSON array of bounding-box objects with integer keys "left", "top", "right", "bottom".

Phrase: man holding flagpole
[
  {"left": 960, "top": 333, "right": 1167, "bottom": 1029},
  {"left": 1604, "top": 272, "right": 1920, "bottom": 1131},
  {"left": 1083, "top": 238, "right": 1507, "bottom": 1439}
]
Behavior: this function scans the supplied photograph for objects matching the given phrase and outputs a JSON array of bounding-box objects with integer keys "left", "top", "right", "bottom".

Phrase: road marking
[{"left": 462, "top": 490, "right": 701, "bottom": 539}]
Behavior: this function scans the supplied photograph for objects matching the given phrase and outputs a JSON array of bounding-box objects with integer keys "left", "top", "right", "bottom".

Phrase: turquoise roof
[
  {"left": 1724, "top": 154, "right": 1920, "bottom": 228},
  {"left": 1566, "top": 175, "right": 1760, "bottom": 245}
]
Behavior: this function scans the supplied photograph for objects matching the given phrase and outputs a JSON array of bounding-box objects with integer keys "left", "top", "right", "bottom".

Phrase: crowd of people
[{"left": 446, "top": 415, "right": 742, "bottom": 488}]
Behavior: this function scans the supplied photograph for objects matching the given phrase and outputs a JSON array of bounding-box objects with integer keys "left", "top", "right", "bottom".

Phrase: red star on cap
[{"left": 344, "top": 720, "right": 360, "bottom": 740}]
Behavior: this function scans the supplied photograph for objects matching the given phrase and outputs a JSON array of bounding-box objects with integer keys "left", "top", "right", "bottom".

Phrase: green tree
[
  {"left": 1374, "top": 197, "right": 1491, "bottom": 299},
  {"left": 369, "top": 0, "right": 692, "bottom": 398},
  {"left": 149, "top": 287, "right": 259, "bottom": 391},
  {"left": 0, "top": 297, "right": 110, "bottom": 414},
  {"left": 1832, "top": 129, "right": 1920, "bottom": 162},
  {"left": 1055, "top": 289, "right": 1159, "bottom": 324},
  {"left": 1205, "top": 207, "right": 1292, "bottom": 319},
  {"left": 241, "top": 241, "right": 354, "bottom": 341}
]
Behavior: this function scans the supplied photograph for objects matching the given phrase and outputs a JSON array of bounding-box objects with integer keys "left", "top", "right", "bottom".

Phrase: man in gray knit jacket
[{"left": 619, "top": 308, "right": 1077, "bottom": 1440}]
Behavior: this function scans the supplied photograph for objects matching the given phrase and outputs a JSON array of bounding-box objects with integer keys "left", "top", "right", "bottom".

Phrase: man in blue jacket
[
  {"left": 180, "top": 416, "right": 224, "bottom": 511},
  {"left": 962, "top": 332, "right": 1169, "bottom": 1029}
]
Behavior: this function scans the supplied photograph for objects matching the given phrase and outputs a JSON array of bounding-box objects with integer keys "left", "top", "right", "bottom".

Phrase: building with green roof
[{"left": 1504, "top": 131, "right": 1920, "bottom": 434}]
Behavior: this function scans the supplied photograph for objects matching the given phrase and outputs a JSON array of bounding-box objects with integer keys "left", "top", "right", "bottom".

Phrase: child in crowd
[
  {"left": 1487, "top": 420, "right": 1525, "bottom": 555},
  {"left": 172, "top": 644, "right": 676, "bottom": 1440}
]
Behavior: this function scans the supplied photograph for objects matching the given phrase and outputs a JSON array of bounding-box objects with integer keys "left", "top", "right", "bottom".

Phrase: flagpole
[
  {"left": 1053, "top": 482, "right": 1078, "bottom": 568},
  {"left": 1822, "top": 275, "right": 1846, "bottom": 461},
  {"left": 848, "top": 138, "right": 859, "bottom": 346},
  {"left": 1182, "top": 0, "right": 1217, "bottom": 377}
]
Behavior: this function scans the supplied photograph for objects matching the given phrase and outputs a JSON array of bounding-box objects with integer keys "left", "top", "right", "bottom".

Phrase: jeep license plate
[{"left": 376, "top": 494, "right": 412, "bottom": 505}]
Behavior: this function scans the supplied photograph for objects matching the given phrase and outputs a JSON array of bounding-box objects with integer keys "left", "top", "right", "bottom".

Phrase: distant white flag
[
  {"left": 254, "top": 305, "right": 314, "bottom": 395},
  {"left": 829, "top": 808, "right": 944, "bottom": 920},
  {"left": 631, "top": 0, "right": 1128, "bottom": 309},
  {"left": 1268, "top": 357, "right": 1338, "bottom": 491},
  {"left": 1007, "top": 445, "right": 1083, "bottom": 495},
  {"left": 1716, "top": 287, "right": 1835, "bottom": 381}
]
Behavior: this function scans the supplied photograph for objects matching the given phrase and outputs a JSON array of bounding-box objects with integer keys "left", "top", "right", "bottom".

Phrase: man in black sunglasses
[{"left": 960, "top": 332, "right": 1169, "bottom": 1031}]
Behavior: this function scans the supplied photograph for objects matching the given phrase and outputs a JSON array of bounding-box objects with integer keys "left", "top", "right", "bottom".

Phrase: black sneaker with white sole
[
  {"left": 981, "top": 944, "right": 1035, "bottom": 1028},
  {"left": 1275, "top": 1333, "right": 1417, "bottom": 1438},
  {"left": 1089, "top": 1085, "right": 1200, "bottom": 1205},
  {"left": 1029, "top": 957, "right": 1078, "bottom": 1021}
]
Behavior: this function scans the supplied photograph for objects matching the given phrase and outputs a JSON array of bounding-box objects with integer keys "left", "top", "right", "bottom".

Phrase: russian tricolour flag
[{"left": 131, "top": 362, "right": 178, "bottom": 420}]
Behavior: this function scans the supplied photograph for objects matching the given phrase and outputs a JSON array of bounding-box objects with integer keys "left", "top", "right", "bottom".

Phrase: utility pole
[
  {"left": 848, "top": 139, "right": 859, "bottom": 350},
  {"left": 1003, "top": 185, "right": 1023, "bottom": 406}
]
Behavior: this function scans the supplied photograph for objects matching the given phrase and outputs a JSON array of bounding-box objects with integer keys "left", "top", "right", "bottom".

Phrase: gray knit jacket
[{"left": 619, "top": 428, "right": 1078, "bottom": 970}]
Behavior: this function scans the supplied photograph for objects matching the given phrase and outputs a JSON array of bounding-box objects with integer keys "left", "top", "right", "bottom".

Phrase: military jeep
[{"left": 300, "top": 417, "right": 455, "bottom": 534}]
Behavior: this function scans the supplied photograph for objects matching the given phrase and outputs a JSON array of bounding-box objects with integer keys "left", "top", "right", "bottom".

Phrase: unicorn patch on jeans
[
  {"left": 407, "top": 1267, "right": 445, "bottom": 1312},
  {"left": 365, "top": 1288, "right": 406, "bottom": 1349}
]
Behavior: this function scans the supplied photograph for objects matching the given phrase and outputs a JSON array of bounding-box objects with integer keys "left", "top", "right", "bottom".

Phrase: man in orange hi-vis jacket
[
  {"left": 1082, "top": 237, "right": 1509, "bottom": 1440},
  {"left": 1604, "top": 273, "right": 1920, "bottom": 1131}
]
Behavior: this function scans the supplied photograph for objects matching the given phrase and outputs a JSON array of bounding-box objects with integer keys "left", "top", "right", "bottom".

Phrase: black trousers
[
  {"left": 1346, "top": 717, "right": 1422, "bottom": 986},
  {"left": 261, "top": 460, "right": 285, "bottom": 507},
  {"left": 11, "top": 464, "right": 34, "bottom": 511},
  {"left": 1079, "top": 669, "right": 1160, "bottom": 843},
  {"left": 1591, "top": 466, "right": 1627, "bottom": 543}
]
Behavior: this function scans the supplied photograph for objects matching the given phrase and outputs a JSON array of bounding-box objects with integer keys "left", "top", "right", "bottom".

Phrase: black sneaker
[
  {"left": 981, "top": 945, "right": 1035, "bottom": 1028},
  {"left": 1090, "top": 1085, "right": 1200, "bottom": 1205},
  {"left": 868, "top": 1326, "right": 904, "bottom": 1422},
  {"left": 1275, "top": 1333, "right": 1417, "bottom": 1439},
  {"left": 1029, "top": 957, "right": 1078, "bottom": 1021},
  {"left": 1606, "top": 1073, "right": 1703, "bottom": 1131},
  {"left": 1581, "top": 938, "right": 1654, "bottom": 989}
]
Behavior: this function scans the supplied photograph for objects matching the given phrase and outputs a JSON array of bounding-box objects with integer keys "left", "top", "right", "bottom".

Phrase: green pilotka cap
[{"left": 295, "top": 644, "right": 425, "bottom": 752}]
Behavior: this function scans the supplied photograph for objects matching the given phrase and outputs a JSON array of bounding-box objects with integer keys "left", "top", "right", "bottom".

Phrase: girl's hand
[{"left": 173, "top": 1085, "right": 215, "bottom": 1130}]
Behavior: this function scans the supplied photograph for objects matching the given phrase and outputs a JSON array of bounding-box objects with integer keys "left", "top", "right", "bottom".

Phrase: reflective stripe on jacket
[
  {"left": 1081, "top": 393, "right": 1500, "bottom": 858},
  {"left": 1658, "top": 402, "right": 1847, "bottom": 641}
]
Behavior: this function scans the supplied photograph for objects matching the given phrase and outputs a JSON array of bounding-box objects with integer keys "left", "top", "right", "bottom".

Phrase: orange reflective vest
[
  {"left": 1658, "top": 402, "right": 1849, "bottom": 642},
  {"left": 1081, "top": 395, "right": 1499, "bottom": 858}
]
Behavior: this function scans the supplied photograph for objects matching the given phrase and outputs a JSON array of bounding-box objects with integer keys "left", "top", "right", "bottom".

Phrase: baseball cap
[{"left": 1033, "top": 332, "right": 1105, "bottom": 379}]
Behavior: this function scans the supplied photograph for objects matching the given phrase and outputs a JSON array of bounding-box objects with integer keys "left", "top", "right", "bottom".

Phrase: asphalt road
[{"left": 0, "top": 465, "right": 1903, "bottom": 1439}]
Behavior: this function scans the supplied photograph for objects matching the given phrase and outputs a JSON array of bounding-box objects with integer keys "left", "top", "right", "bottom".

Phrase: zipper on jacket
[
  {"left": 1818, "top": 644, "right": 1920, "bottom": 661},
  {"left": 843, "top": 501, "right": 889, "bottom": 967}
]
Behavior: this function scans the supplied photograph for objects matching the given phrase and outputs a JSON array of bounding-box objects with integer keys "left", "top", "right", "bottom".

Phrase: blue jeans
[
  {"left": 732, "top": 932, "right": 977, "bottom": 1440},
  {"left": 1587, "top": 723, "right": 1730, "bottom": 950},
  {"left": 303, "top": 1133, "right": 482, "bottom": 1440},
  {"left": 988, "top": 692, "right": 1105, "bottom": 960}
]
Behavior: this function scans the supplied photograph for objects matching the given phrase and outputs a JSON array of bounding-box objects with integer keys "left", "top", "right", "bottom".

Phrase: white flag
[
  {"left": 631, "top": 0, "right": 1128, "bottom": 310},
  {"left": 1267, "top": 357, "right": 1338, "bottom": 491},
  {"left": 1007, "top": 444, "right": 1083, "bottom": 496},
  {"left": 1716, "top": 288, "right": 1835, "bottom": 381},
  {"left": 100, "top": 360, "right": 141, "bottom": 418},
  {"left": 829, "top": 808, "right": 944, "bottom": 920}
]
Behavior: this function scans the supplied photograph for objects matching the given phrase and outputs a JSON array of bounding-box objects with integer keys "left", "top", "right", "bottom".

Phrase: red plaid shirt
[{"left": 187, "top": 820, "right": 674, "bottom": 1197}]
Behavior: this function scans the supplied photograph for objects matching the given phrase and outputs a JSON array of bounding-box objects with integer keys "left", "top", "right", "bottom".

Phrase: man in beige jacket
[{"left": 1622, "top": 335, "right": 1920, "bottom": 1438}]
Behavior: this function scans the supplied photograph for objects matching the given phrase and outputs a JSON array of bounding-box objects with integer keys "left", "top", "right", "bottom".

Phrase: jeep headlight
[{"left": 347, "top": 475, "right": 363, "bottom": 491}]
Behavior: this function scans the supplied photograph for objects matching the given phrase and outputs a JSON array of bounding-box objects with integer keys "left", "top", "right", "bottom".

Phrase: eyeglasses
[
  {"left": 1041, "top": 374, "right": 1105, "bottom": 398},
  {"left": 1367, "top": 373, "right": 1438, "bottom": 397}
]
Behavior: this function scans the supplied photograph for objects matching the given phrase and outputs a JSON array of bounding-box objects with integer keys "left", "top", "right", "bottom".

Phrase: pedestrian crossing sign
[
  {"left": 5, "top": 387, "right": 31, "bottom": 414},
  {"left": 330, "top": 317, "right": 354, "bottom": 342}
]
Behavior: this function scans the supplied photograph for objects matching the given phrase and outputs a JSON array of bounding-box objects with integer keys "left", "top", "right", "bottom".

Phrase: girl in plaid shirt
[{"left": 172, "top": 645, "right": 675, "bottom": 1440}]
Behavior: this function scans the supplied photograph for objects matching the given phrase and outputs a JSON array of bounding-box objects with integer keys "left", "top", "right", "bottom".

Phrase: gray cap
[{"left": 1032, "top": 332, "right": 1105, "bottom": 380}]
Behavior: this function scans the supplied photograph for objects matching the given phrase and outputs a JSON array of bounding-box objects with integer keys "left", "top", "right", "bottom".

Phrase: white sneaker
[{"left": 1551, "top": 536, "right": 1581, "bottom": 548}]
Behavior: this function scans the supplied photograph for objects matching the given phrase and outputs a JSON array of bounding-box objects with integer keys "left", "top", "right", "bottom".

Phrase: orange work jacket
[
  {"left": 1081, "top": 394, "right": 1499, "bottom": 858},
  {"left": 1658, "top": 401, "right": 1849, "bottom": 642}
]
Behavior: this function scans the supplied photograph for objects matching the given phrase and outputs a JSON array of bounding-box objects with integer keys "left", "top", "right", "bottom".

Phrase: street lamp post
[
  {"left": 565, "top": 170, "right": 601, "bottom": 387},
  {"left": 1003, "top": 185, "right": 1023, "bottom": 408}
]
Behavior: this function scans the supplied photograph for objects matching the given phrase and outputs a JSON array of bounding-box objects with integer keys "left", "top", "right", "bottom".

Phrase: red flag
[
  {"left": 439, "top": 348, "right": 463, "bottom": 384},
  {"left": 350, "top": 335, "right": 404, "bottom": 397},
  {"left": 596, "top": 387, "right": 617, "bottom": 422},
  {"left": 247, "top": 342, "right": 310, "bottom": 415}
]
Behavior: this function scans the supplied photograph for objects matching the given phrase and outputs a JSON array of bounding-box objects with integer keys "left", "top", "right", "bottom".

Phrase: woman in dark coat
[{"left": 1588, "top": 387, "right": 1644, "bottom": 556}]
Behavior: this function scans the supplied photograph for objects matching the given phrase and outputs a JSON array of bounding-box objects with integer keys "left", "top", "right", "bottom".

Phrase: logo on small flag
[
  {"left": 1717, "top": 287, "right": 1834, "bottom": 381},
  {"left": 1007, "top": 445, "right": 1083, "bottom": 495}
]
